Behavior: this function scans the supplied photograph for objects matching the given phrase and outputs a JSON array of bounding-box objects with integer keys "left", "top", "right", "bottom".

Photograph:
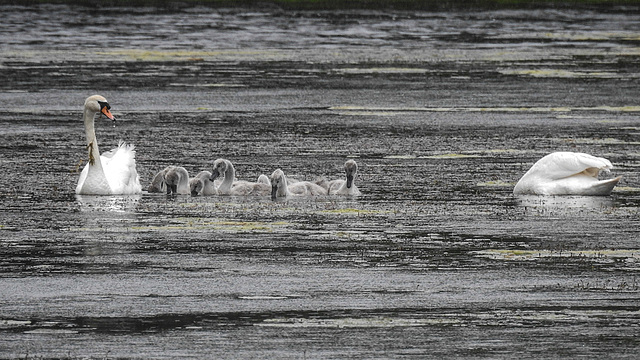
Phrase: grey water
[{"left": 1, "top": 4, "right": 640, "bottom": 359}]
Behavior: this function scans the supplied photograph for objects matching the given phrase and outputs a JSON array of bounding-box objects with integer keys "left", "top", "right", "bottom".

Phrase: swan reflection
[
  {"left": 515, "top": 195, "right": 615, "bottom": 215},
  {"left": 75, "top": 194, "right": 141, "bottom": 213}
]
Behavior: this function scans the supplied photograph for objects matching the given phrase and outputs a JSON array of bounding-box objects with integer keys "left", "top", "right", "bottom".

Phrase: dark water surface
[{"left": 1, "top": 4, "right": 640, "bottom": 359}]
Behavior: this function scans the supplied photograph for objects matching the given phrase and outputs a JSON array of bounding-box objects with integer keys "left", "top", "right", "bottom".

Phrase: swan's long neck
[
  {"left": 84, "top": 108, "right": 103, "bottom": 169},
  {"left": 78, "top": 107, "right": 110, "bottom": 194},
  {"left": 218, "top": 161, "right": 236, "bottom": 194},
  {"left": 278, "top": 174, "right": 291, "bottom": 197}
]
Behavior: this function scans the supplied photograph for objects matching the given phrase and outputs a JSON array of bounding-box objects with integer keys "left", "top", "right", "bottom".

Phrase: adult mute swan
[
  {"left": 76, "top": 95, "right": 141, "bottom": 195},
  {"left": 270, "top": 169, "right": 326, "bottom": 200},
  {"left": 211, "top": 158, "right": 270, "bottom": 196},
  {"left": 328, "top": 159, "right": 362, "bottom": 196},
  {"left": 164, "top": 166, "right": 190, "bottom": 195},
  {"left": 513, "top": 152, "right": 621, "bottom": 196}
]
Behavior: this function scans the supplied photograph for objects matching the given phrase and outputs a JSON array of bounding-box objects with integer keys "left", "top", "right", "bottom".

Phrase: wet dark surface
[{"left": 1, "top": 4, "right": 640, "bottom": 359}]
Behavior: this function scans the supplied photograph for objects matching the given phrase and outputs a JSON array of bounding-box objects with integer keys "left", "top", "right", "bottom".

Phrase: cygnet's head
[
  {"left": 211, "top": 159, "right": 229, "bottom": 181},
  {"left": 190, "top": 177, "right": 204, "bottom": 196},
  {"left": 270, "top": 169, "right": 287, "bottom": 200},
  {"left": 148, "top": 169, "right": 167, "bottom": 193},
  {"left": 84, "top": 95, "right": 115, "bottom": 121},
  {"left": 164, "top": 166, "right": 187, "bottom": 195},
  {"left": 257, "top": 174, "right": 271, "bottom": 186},
  {"left": 344, "top": 159, "right": 358, "bottom": 189}
]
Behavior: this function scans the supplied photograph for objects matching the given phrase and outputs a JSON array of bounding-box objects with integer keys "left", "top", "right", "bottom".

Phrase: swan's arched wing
[
  {"left": 534, "top": 152, "right": 613, "bottom": 180},
  {"left": 102, "top": 141, "right": 142, "bottom": 194}
]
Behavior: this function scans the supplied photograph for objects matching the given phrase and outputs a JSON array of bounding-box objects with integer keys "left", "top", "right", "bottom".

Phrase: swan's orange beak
[{"left": 101, "top": 106, "right": 115, "bottom": 120}]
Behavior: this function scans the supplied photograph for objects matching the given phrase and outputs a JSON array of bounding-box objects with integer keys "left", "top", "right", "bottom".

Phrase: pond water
[{"left": 0, "top": 4, "right": 639, "bottom": 359}]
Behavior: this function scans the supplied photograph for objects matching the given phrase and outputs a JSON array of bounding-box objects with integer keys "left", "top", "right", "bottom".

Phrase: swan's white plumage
[
  {"left": 513, "top": 152, "right": 621, "bottom": 196},
  {"left": 76, "top": 95, "right": 141, "bottom": 195}
]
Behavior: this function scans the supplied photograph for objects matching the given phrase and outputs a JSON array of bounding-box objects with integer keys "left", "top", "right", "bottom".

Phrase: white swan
[
  {"left": 164, "top": 166, "right": 190, "bottom": 195},
  {"left": 328, "top": 159, "right": 362, "bottom": 196},
  {"left": 210, "top": 158, "right": 270, "bottom": 196},
  {"left": 270, "top": 169, "right": 327, "bottom": 200},
  {"left": 513, "top": 152, "right": 621, "bottom": 196},
  {"left": 76, "top": 95, "right": 141, "bottom": 195}
]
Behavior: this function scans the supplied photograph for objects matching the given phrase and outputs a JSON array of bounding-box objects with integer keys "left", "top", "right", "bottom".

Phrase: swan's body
[
  {"left": 76, "top": 95, "right": 141, "bottom": 195},
  {"left": 270, "top": 169, "right": 326, "bottom": 200},
  {"left": 211, "top": 159, "right": 270, "bottom": 196},
  {"left": 513, "top": 152, "right": 621, "bottom": 196},
  {"left": 227, "top": 174, "right": 272, "bottom": 196},
  {"left": 289, "top": 181, "right": 327, "bottom": 196},
  {"left": 164, "top": 166, "right": 190, "bottom": 195},
  {"left": 257, "top": 174, "right": 271, "bottom": 185},
  {"left": 328, "top": 159, "right": 362, "bottom": 196},
  {"left": 313, "top": 177, "right": 330, "bottom": 191},
  {"left": 231, "top": 181, "right": 271, "bottom": 196}
]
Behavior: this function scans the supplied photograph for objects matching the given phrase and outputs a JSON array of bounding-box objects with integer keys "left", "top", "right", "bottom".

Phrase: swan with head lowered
[
  {"left": 327, "top": 159, "right": 362, "bottom": 196},
  {"left": 148, "top": 167, "right": 169, "bottom": 193},
  {"left": 513, "top": 152, "right": 621, "bottom": 196},
  {"left": 190, "top": 177, "right": 204, "bottom": 196},
  {"left": 270, "top": 169, "right": 327, "bottom": 200},
  {"left": 164, "top": 166, "right": 190, "bottom": 195},
  {"left": 189, "top": 170, "right": 218, "bottom": 196},
  {"left": 211, "top": 158, "right": 270, "bottom": 196},
  {"left": 76, "top": 95, "right": 141, "bottom": 195}
]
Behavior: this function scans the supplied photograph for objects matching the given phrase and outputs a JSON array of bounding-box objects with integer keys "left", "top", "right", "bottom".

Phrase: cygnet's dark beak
[
  {"left": 271, "top": 185, "right": 278, "bottom": 201},
  {"left": 210, "top": 169, "right": 220, "bottom": 182},
  {"left": 346, "top": 174, "right": 354, "bottom": 189}
]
